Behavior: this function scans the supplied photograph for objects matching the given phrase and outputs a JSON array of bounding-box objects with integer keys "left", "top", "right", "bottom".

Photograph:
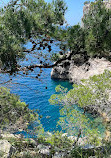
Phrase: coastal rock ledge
[
  {"left": 51, "top": 57, "right": 111, "bottom": 124},
  {"left": 51, "top": 57, "right": 111, "bottom": 84}
]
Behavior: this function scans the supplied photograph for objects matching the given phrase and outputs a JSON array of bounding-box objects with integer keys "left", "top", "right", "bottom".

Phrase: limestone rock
[
  {"left": 51, "top": 59, "right": 71, "bottom": 80},
  {"left": 68, "top": 136, "right": 88, "bottom": 146},
  {"left": 1, "top": 133, "right": 21, "bottom": 139},
  {"left": 37, "top": 144, "right": 51, "bottom": 156},
  {"left": 19, "top": 150, "right": 37, "bottom": 157},
  {"left": 51, "top": 57, "right": 111, "bottom": 121},
  {"left": 69, "top": 58, "right": 111, "bottom": 83},
  {"left": 52, "top": 151, "right": 67, "bottom": 158},
  {"left": 62, "top": 133, "right": 68, "bottom": 137},
  {"left": 51, "top": 58, "right": 111, "bottom": 84},
  {"left": 68, "top": 136, "right": 77, "bottom": 141},
  {"left": 0, "top": 140, "right": 16, "bottom": 158}
]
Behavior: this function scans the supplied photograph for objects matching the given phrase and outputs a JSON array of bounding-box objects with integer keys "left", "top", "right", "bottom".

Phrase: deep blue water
[
  {"left": 0, "top": 41, "right": 74, "bottom": 132},
  {"left": 0, "top": 68, "right": 73, "bottom": 132},
  {"left": 0, "top": 68, "right": 105, "bottom": 136},
  {"left": 0, "top": 41, "right": 105, "bottom": 135}
]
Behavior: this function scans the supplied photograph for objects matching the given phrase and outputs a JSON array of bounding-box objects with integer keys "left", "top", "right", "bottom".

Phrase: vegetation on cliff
[
  {"left": 0, "top": 0, "right": 111, "bottom": 157},
  {"left": 57, "top": 0, "right": 111, "bottom": 63},
  {"left": 49, "top": 70, "right": 111, "bottom": 141},
  {"left": 0, "top": 87, "right": 44, "bottom": 136}
]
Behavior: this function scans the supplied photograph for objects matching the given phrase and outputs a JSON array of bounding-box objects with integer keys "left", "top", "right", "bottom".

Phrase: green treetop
[
  {"left": 0, "top": 0, "right": 67, "bottom": 73},
  {"left": 0, "top": 87, "right": 44, "bottom": 135},
  {"left": 83, "top": 0, "right": 111, "bottom": 58},
  {"left": 49, "top": 70, "right": 111, "bottom": 144}
]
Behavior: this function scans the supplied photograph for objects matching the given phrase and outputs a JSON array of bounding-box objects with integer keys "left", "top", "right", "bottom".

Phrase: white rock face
[
  {"left": 51, "top": 57, "right": 111, "bottom": 121},
  {"left": 62, "top": 133, "right": 68, "bottom": 137},
  {"left": 51, "top": 58, "right": 111, "bottom": 84},
  {"left": 37, "top": 144, "right": 51, "bottom": 156},
  {"left": 69, "top": 58, "right": 111, "bottom": 83},
  {"left": 53, "top": 151, "right": 66, "bottom": 158},
  {"left": 0, "top": 140, "right": 15, "bottom": 158},
  {"left": 1, "top": 134, "right": 21, "bottom": 139}
]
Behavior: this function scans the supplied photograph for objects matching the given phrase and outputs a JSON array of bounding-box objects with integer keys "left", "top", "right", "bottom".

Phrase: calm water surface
[
  {"left": 0, "top": 68, "right": 73, "bottom": 132},
  {"left": 0, "top": 42, "right": 105, "bottom": 135}
]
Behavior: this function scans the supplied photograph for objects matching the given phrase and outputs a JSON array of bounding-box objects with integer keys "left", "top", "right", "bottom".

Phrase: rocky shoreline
[
  {"left": 0, "top": 57, "right": 111, "bottom": 158},
  {"left": 0, "top": 133, "right": 106, "bottom": 158},
  {"left": 51, "top": 57, "right": 111, "bottom": 84},
  {"left": 51, "top": 56, "right": 111, "bottom": 135}
]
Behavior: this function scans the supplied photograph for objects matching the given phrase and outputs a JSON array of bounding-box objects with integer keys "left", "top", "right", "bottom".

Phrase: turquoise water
[
  {"left": 0, "top": 42, "right": 105, "bottom": 135},
  {"left": 0, "top": 69, "right": 105, "bottom": 136},
  {"left": 0, "top": 41, "right": 74, "bottom": 132},
  {"left": 0, "top": 68, "right": 73, "bottom": 132}
]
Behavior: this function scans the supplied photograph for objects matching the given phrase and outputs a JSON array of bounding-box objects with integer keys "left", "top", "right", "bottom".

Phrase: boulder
[
  {"left": 52, "top": 151, "right": 67, "bottom": 158},
  {"left": 19, "top": 151, "right": 37, "bottom": 157},
  {"left": 51, "top": 59, "right": 71, "bottom": 80},
  {"left": 37, "top": 144, "right": 51, "bottom": 156},
  {"left": 0, "top": 140, "right": 16, "bottom": 158},
  {"left": 1, "top": 133, "right": 21, "bottom": 139},
  {"left": 62, "top": 133, "right": 68, "bottom": 137}
]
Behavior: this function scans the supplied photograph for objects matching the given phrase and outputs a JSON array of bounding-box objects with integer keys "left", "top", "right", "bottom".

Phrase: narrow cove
[
  {"left": 0, "top": 68, "right": 105, "bottom": 137},
  {"left": 0, "top": 39, "right": 105, "bottom": 137}
]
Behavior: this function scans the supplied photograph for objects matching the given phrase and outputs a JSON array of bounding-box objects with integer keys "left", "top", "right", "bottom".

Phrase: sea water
[
  {"left": 0, "top": 41, "right": 105, "bottom": 135},
  {"left": 0, "top": 68, "right": 73, "bottom": 132}
]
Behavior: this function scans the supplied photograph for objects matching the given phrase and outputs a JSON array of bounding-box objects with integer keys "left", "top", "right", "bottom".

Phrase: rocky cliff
[
  {"left": 51, "top": 56, "right": 111, "bottom": 126},
  {"left": 51, "top": 56, "right": 111, "bottom": 84}
]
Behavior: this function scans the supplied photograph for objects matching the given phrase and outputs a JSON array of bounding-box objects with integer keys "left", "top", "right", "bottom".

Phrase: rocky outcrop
[
  {"left": 51, "top": 59, "right": 71, "bottom": 80},
  {"left": 37, "top": 144, "right": 51, "bottom": 156},
  {"left": 0, "top": 140, "right": 16, "bottom": 158},
  {"left": 51, "top": 56, "right": 111, "bottom": 132},
  {"left": 51, "top": 57, "right": 111, "bottom": 84},
  {"left": 0, "top": 132, "right": 109, "bottom": 158},
  {"left": 1, "top": 133, "right": 21, "bottom": 139}
]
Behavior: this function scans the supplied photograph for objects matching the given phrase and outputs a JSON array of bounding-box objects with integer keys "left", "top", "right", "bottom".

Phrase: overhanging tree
[
  {"left": 0, "top": 0, "right": 111, "bottom": 156},
  {"left": 0, "top": 0, "right": 67, "bottom": 74},
  {"left": 1, "top": 0, "right": 111, "bottom": 76}
]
